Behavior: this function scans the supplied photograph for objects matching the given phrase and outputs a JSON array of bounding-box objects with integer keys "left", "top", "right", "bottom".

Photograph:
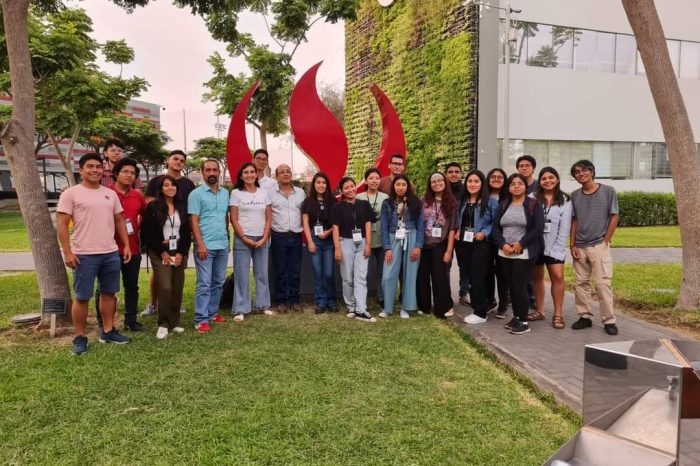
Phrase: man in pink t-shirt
[{"left": 57, "top": 153, "right": 132, "bottom": 355}]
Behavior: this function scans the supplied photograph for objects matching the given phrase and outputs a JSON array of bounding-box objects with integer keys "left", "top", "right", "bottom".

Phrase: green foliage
[
  {"left": 345, "top": 0, "right": 474, "bottom": 193},
  {"left": 617, "top": 192, "right": 678, "bottom": 226},
  {"left": 188, "top": 136, "right": 228, "bottom": 175}
]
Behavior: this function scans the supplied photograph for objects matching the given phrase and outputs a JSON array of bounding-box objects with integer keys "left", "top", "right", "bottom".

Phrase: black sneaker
[
  {"left": 486, "top": 301, "right": 498, "bottom": 313},
  {"left": 72, "top": 336, "right": 88, "bottom": 356},
  {"left": 509, "top": 321, "right": 530, "bottom": 335},
  {"left": 572, "top": 317, "right": 593, "bottom": 330},
  {"left": 99, "top": 329, "right": 130, "bottom": 344},
  {"left": 124, "top": 321, "right": 145, "bottom": 332},
  {"left": 354, "top": 311, "right": 377, "bottom": 323},
  {"left": 504, "top": 317, "right": 520, "bottom": 329},
  {"left": 604, "top": 323, "right": 619, "bottom": 335},
  {"left": 314, "top": 306, "right": 326, "bottom": 315},
  {"left": 495, "top": 307, "right": 508, "bottom": 319}
]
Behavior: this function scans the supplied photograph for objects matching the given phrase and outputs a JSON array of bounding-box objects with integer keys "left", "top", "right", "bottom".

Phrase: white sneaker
[
  {"left": 378, "top": 311, "right": 388, "bottom": 318},
  {"left": 171, "top": 327, "right": 185, "bottom": 334},
  {"left": 156, "top": 326, "right": 168, "bottom": 339},
  {"left": 464, "top": 314, "right": 488, "bottom": 325},
  {"left": 355, "top": 311, "right": 377, "bottom": 323},
  {"left": 346, "top": 311, "right": 356, "bottom": 319},
  {"left": 140, "top": 303, "right": 156, "bottom": 317},
  {"left": 400, "top": 310, "right": 410, "bottom": 319},
  {"left": 180, "top": 306, "right": 186, "bottom": 314},
  {"left": 234, "top": 314, "right": 245, "bottom": 322},
  {"left": 445, "top": 309, "right": 455, "bottom": 317},
  {"left": 417, "top": 310, "right": 425, "bottom": 315},
  {"left": 263, "top": 309, "right": 275, "bottom": 316}
]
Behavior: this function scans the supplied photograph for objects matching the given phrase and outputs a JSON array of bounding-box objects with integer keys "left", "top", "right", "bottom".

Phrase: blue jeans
[
  {"left": 309, "top": 236, "right": 336, "bottom": 309},
  {"left": 271, "top": 231, "right": 302, "bottom": 305},
  {"left": 382, "top": 230, "right": 419, "bottom": 314},
  {"left": 339, "top": 238, "right": 369, "bottom": 314},
  {"left": 232, "top": 236, "right": 270, "bottom": 314},
  {"left": 194, "top": 248, "right": 228, "bottom": 325},
  {"left": 74, "top": 252, "right": 121, "bottom": 301}
]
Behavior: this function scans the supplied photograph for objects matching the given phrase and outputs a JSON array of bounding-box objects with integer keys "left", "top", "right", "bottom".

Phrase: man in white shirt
[
  {"left": 269, "top": 164, "right": 306, "bottom": 312},
  {"left": 253, "top": 148, "right": 278, "bottom": 192}
]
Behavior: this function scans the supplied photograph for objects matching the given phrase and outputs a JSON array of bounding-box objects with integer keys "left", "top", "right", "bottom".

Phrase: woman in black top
[
  {"left": 330, "top": 177, "right": 376, "bottom": 322},
  {"left": 486, "top": 168, "right": 509, "bottom": 316},
  {"left": 302, "top": 172, "right": 337, "bottom": 313},
  {"left": 141, "top": 175, "right": 192, "bottom": 339}
]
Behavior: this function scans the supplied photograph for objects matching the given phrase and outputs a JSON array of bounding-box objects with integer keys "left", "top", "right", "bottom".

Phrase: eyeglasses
[
  {"left": 573, "top": 168, "right": 591, "bottom": 175},
  {"left": 489, "top": 175, "right": 504, "bottom": 180},
  {"left": 254, "top": 156, "right": 268, "bottom": 162},
  {"left": 510, "top": 182, "right": 526, "bottom": 187}
]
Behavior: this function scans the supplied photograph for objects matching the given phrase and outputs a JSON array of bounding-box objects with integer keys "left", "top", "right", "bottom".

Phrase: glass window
[
  {"left": 551, "top": 26, "right": 575, "bottom": 69},
  {"left": 634, "top": 142, "right": 653, "bottom": 179},
  {"left": 512, "top": 21, "right": 536, "bottom": 65},
  {"left": 652, "top": 143, "right": 672, "bottom": 178},
  {"left": 667, "top": 40, "right": 681, "bottom": 77},
  {"left": 611, "top": 142, "right": 633, "bottom": 178},
  {"left": 523, "top": 140, "right": 549, "bottom": 165},
  {"left": 615, "top": 34, "right": 637, "bottom": 74},
  {"left": 593, "top": 142, "right": 613, "bottom": 178},
  {"left": 680, "top": 41, "right": 700, "bottom": 79},
  {"left": 527, "top": 24, "right": 557, "bottom": 68},
  {"left": 574, "top": 30, "right": 615, "bottom": 72}
]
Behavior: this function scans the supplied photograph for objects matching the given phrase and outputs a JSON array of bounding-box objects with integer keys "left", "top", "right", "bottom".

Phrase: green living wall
[{"left": 344, "top": 0, "right": 477, "bottom": 192}]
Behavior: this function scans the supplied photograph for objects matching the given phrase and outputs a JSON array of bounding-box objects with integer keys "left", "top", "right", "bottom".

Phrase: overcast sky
[{"left": 74, "top": 0, "right": 346, "bottom": 172}]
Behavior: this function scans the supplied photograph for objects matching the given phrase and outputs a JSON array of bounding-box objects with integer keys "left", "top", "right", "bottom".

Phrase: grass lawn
[
  {"left": 611, "top": 225, "right": 680, "bottom": 248},
  {"left": 0, "top": 211, "right": 30, "bottom": 252},
  {"left": 0, "top": 271, "right": 577, "bottom": 465}
]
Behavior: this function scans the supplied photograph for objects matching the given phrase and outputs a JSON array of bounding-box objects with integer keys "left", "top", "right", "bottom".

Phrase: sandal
[
  {"left": 552, "top": 316, "right": 565, "bottom": 329},
  {"left": 527, "top": 312, "right": 545, "bottom": 321}
]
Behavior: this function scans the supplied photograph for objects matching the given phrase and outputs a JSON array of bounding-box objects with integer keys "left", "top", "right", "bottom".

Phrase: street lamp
[{"left": 465, "top": 0, "right": 521, "bottom": 166}]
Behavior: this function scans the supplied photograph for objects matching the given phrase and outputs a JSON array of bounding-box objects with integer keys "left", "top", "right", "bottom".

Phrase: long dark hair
[
  {"left": 535, "top": 166, "right": 570, "bottom": 207},
  {"left": 303, "top": 171, "right": 336, "bottom": 212},
  {"left": 486, "top": 168, "right": 508, "bottom": 201},
  {"left": 501, "top": 173, "right": 529, "bottom": 213},
  {"left": 423, "top": 172, "right": 456, "bottom": 217},
  {"left": 152, "top": 175, "right": 187, "bottom": 226},
  {"left": 337, "top": 176, "right": 356, "bottom": 200},
  {"left": 463, "top": 169, "right": 490, "bottom": 215},
  {"left": 233, "top": 162, "right": 259, "bottom": 190},
  {"left": 390, "top": 174, "right": 420, "bottom": 219}
]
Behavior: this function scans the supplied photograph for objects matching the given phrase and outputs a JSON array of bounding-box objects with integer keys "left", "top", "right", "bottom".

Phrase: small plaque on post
[{"left": 42, "top": 298, "right": 69, "bottom": 315}]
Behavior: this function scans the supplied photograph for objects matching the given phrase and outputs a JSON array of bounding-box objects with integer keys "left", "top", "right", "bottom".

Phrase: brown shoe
[{"left": 291, "top": 304, "right": 303, "bottom": 313}]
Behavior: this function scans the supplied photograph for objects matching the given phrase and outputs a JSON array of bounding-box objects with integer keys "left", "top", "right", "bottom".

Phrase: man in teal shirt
[{"left": 188, "top": 159, "right": 230, "bottom": 333}]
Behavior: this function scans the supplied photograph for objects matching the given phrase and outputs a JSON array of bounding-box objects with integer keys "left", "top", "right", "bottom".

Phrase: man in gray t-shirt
[{"left": 569, "top": 160, "right": 619, "bottom": 335}]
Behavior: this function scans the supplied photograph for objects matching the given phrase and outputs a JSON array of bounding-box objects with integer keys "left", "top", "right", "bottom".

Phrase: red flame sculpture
[
  {"left": 288, "top": 62, "right": 348, "bottom": 190},
  {"left": 226, "top": 80, "right": 260, "bottom": 183},
  {"left": 369, "top": 83, "right": 407, "bottom": 176}
]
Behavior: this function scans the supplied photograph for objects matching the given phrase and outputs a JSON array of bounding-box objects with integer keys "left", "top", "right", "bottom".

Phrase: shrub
[{"left": 618, "top": 192, "right": 677, "bottom": 226}]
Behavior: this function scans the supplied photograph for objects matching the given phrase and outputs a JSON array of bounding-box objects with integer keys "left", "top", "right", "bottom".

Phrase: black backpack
[{"left": 219, "top": 272, "right": 235, "bottom": 309}]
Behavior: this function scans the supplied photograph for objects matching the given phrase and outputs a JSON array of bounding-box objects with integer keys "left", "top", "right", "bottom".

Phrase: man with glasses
[
  {"left": 569, "top": 159, "right": 620, "bottom": 336},
  {"left": 253, "top": 148, "right": 278, "bottom": 192},
  {"left": 142, "top": 150, "right": 196, "bottom": 317},
  {"left": 516, "top": 155, "right": 538, "bottom": 195},
  {"left": 101, "top": 139, "right": 143, "bottom": 189},
  {"left": 378, "top": 153, "right": 408, "bottom": 195}
]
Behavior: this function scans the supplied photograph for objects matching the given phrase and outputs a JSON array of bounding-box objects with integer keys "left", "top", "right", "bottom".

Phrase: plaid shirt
[{"left": 101, "top": 159, "right": 143, "bottom": 189}]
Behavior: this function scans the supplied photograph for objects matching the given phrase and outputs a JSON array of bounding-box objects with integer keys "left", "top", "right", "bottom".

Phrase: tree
[
  {"left": 622, "top": 0, "right": 700, "bottom": 310},
  {"left": 319, "top": 82, "right": 344, "bottom": 128},
  {"left": 188, "top": 136, "right": 227, "bottom": 180},
  {"left": 186, "top": 0, "right": 360, "bottom": 149}
]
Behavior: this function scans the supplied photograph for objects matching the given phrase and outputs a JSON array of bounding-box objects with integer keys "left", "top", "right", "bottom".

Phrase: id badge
[
  {"left": 395, "top": 227, "right": 406, "bottom": 240},
  {"left": 544, "top": 220, "right": 552, "bottom": 234},
  {"left": 125, "top": 218, "right": 134, "bottom": 235},
  {"left": 314, "top": 224, "right": 324, "bottom": 236},
  {"left": 431, "top": 226, "right": 442, "bottom": 238},
  {"left": 371, "top": 222, "right": 378, "bottom": 232},
  {"left": 352, "top": 228, "right": 362, "bottom": 243},
  {"left": 168, "top": 235, "right": 178, "bottom": 252},
  {"left": 463, "top": 229, "right": 474, "bottom": 242}
]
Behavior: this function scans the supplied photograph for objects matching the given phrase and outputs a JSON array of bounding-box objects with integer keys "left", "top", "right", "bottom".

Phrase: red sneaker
[
  {"left": 196, "top": 322, "right": 211, "bottom": 334},
  {"left": 212, "top": 314, "right": 226, "bottom": 324}
]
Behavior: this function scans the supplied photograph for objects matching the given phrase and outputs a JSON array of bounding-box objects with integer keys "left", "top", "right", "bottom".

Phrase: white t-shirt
[
  {"left": 258, "top": 176, "right": 278, "bottom": 193},
  {"left": 229, "top": 188, "right": 270, "bottom": 237}
]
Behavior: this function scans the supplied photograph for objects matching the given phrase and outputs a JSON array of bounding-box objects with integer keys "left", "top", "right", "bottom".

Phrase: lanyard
[
  {"left": 433, "top": 201, "right": 442, "bottom": 226},
  {"left": 466, "top": 203, "right": 476, "bottom": 229},
  {"left": 368, "top": 192, "right": 379, "bottom": 212},
  {"left": 346, "top": 200, "right": 357, "bottom": 229},
  {"left": 316, "top": 200, "right": 325, "bottom": 224},
  {"left": 168, "top": 212, "right": 177, "bottom": 236}
]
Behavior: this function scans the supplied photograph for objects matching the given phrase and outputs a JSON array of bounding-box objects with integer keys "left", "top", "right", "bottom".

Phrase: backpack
[{"left": 219, "top": 272, "right": 235, "bottom": 309}]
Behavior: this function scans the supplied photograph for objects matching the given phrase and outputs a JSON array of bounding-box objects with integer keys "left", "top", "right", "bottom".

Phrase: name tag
[
  {"left": 431, "top": 227, "right": 442, "bottom": 238},
  {"left": 544, "top": 220, "right": 552, "bottom": 234},
  {"left": 125, "top": 218, "right": 134, "bottom": 235},
  {"left": 314, "top": 224, "right": 324, "bottom": 236},
  {"left": 352, "top": 228, "right": 362, "bottom": 243},
  {"left": 371, "top": 222, "right": 378, "bottom": 232},
  {"left": 395, "top": 227, "right": 406, "bottom": 240},
  {"left": 463, "top": 229, "right": 474, "bottom": 242},
  {"left": 168, "top": 235, "right": 178, "bottom": 252}
]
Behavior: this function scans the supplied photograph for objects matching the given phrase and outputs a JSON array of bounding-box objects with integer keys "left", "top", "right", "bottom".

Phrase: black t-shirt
[
  {"left": 301, "top": 197, "right": 335, "bottom": 230},
  {"left": 330, "top": 199, "right": 375, "bottom": 238},
  {"left": 146, "top": 175, "right": 196, "bottom": 203}
]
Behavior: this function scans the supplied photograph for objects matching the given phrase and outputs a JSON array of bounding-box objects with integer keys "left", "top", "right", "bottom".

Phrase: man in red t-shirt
[{"left": 95, "top": 158, "right": 146, "bottom": 332}]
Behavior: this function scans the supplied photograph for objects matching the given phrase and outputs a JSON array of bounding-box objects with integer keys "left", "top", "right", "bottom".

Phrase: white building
[{"left": 476, "top": 0, "right": 700, "bottom": 192}]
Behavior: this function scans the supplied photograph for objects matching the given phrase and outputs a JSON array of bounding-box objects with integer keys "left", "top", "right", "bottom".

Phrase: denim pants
[
  {"left": 194, "top": 248, "right": 229, "bottom": 325},
  {"left": 309, "top": 236, "right": 337, "bottom": 309},
  {"left": 368, "top": 246, "right": 384, "bottom": 303},
  {"left": 339, "top": 238, "right": 369, "bottom": 314},
  {"left": 96, "top": 253, "right": 141, "bottom": 329},
  {"left": 271, "top": 231, "right": 302, "bottom": 305},
  {"left": 382, "top": 230, "right": 419, "bottom": 314},
  {"left": 232, "top": 236, "right": 270, "bottom": 314}
]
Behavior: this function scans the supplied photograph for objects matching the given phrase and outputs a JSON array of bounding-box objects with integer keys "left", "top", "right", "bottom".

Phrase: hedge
[{"left": 617, "top": 192, "right": 677, "bottom": 226}]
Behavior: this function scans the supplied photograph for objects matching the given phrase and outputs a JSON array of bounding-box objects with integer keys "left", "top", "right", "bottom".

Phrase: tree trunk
[
  {"left": 47, "top": 130, "right": 77, "bottom": 186},
  {"left": 0, "top": 0, "right": 72, "bottom": 326},
  {"left": 259, "top": 123, "right": 268, "bottom": 150},
  {"left": 622, "top": 0, "right": 700, "bottom": 310}
]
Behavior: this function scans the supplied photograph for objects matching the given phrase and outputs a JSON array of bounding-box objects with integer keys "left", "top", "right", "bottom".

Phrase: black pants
[
  {"left": 417, "top": 242, "right": 453, "bottom": 318},
  {"left": 96, "top": 253, "right": 142, "bottom": 329},
  {"left": 486, "top": 245, "right": 509, "bottom": 310},
  {"left": 456, "top": 240, "right": 491, "bottom": 318},
  {"left": 499, "top": 256, "right": 534, "bottom": 322}
]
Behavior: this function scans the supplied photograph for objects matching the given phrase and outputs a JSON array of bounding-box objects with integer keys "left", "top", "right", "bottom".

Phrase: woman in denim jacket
[
  {"left": 456, "top": 170, "right": 499, "bottom": 324},
  {"left": 379, "top": 175, "right": 424, "bottom": 319}
]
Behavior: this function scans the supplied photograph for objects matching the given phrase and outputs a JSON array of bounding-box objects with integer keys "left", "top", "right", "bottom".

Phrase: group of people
[{"left": 57, "top": 141, "right": 620, "bottom": 356}]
